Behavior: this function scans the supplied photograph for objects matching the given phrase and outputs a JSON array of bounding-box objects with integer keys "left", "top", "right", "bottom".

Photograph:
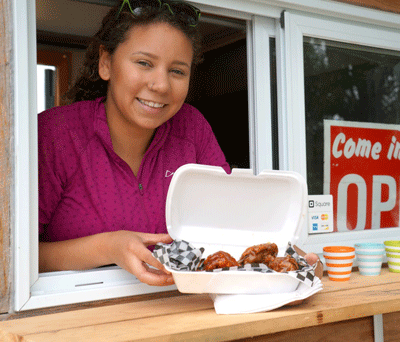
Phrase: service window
[{"left": 14, "top": 0, "right": 278, "bottom": 311}]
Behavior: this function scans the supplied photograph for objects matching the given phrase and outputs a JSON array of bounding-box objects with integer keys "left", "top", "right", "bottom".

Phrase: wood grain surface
[
  {"left": 1, "top": 269, "right": 400, "bottom": 342},
  {"left": 335, "top": 0, "right": 400, "bottom": 13},
  {"left": 0, "top": 0, "right": 12, "bottom": 315}
]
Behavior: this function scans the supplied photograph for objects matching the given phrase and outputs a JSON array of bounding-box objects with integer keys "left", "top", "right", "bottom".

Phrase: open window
[
  {"left": 14, "top": 0, "right": 278, "bottom": 311},
  {"left": 15, "top": 0, "right": 400, "bottom": 312}
]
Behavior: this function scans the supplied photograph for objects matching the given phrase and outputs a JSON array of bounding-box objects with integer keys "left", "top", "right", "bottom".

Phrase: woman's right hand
[
  {"left": 105, "top": 230, "right": 174, "bottom": 286},
  {"left": 39, "top": 230, "right": 174, "bottom": 287}
]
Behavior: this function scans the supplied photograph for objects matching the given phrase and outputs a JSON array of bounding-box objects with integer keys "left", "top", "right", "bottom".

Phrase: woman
[{"left": 38, "top": 0, "right": 230, "bottom": 286}]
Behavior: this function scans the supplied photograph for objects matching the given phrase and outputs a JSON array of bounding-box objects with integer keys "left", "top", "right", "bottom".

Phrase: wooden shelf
[{"left": 1, "top": 268, "right": 400, "bottom": 341}]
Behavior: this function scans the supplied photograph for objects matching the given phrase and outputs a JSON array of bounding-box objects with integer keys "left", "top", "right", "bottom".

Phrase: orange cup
[{"left": 323, "top": 246, "right": 355, "bottom": 281}]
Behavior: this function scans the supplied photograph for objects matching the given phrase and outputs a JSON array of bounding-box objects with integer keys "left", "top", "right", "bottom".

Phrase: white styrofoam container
[{"left": 165, "top": 164, "right": 308, "bottom": 294}]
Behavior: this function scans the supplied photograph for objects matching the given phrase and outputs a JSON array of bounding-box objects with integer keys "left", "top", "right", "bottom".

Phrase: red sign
[{"left": 324, "top": 120, "right": 400, "bottom": 232}]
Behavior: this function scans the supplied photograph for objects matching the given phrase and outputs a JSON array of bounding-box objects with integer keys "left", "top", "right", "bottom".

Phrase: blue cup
[{"left": 354, "top": 243, "right": 385, "bottom": 276}]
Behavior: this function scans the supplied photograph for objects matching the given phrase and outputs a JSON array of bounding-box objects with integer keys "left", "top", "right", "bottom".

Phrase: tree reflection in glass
[{"left": 304, "top": 38, "right": 400, "bottom": 195}]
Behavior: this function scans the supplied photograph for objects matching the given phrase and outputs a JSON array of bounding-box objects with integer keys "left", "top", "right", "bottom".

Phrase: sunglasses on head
[{"left": 116, "top": 0, "right": 201, "bottom": 27}]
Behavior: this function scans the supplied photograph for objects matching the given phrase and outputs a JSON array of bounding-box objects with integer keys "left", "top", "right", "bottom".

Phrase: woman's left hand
[{"left": 304, "top": 253, "right": 320, "bottom": 266}]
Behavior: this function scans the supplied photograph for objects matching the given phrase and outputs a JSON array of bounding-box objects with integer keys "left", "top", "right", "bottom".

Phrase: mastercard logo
[{"left": 321, "top": 214, "right": 329, "bottom": 220}]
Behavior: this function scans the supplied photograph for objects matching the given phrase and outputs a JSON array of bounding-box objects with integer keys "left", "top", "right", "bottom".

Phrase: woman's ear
[{"left": 98, "top": 45, "right": 111, "bottom": 81}]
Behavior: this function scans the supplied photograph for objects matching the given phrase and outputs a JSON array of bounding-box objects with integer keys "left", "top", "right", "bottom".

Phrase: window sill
[{"left": 1, "top": 267, "right": 400, "bottom": 341}]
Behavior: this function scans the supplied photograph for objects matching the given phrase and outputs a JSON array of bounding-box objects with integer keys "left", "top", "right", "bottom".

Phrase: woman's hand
[
  {"left": 304, "top": 253, "right": 320, "bottom": 266},
  {"left": 39, "top": 231, "right": 174, "bottom": 287},
  {"left": 105, "top": 230, "right": 174, "bottom": 286}
]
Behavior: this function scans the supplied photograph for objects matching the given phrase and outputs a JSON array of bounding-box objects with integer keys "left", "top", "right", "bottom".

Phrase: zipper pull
[{"left": 138, "top": 183, "right": 144, "bottom": 195}]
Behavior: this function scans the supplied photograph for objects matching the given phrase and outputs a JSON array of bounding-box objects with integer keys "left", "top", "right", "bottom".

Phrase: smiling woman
[
  {"left": 38, "top": 0, "right": 230, "bottom": 285},
  {"left": 15, "top": 0, "right": 269, "bottom": 311},
  {"left": 98, "top": 22, "right": 194, "bottom": 171}
]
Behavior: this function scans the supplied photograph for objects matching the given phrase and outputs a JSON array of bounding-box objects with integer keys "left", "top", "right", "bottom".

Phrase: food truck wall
[{"left": 1, "top": 1, "right": 400, "bottom": 340}]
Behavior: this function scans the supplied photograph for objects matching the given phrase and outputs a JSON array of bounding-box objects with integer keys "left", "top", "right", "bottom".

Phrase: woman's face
[{"left": 99, "top": 22, "right": 194, "bottom": 134}]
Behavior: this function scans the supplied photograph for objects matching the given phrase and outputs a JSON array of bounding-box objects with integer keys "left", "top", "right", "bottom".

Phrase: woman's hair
[{"left": 65, "top": 0, "right": 202, "bottom": 103}]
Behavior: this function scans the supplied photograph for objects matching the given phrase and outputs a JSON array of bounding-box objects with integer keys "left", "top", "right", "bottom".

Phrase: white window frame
[
  {"left": 282, "top": 11, "right": 400, "bottom": 255},
  {"left": 15, "top": 0, "right": 400, "bottom": 312},
  {"left": 14, "top": 0, "right": 278, "bottom": 311}
]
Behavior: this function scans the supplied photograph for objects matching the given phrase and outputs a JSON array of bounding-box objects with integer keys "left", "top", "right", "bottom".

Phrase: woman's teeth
[{"left": 138, "top": 98, "right": 165, "bottom": 108}]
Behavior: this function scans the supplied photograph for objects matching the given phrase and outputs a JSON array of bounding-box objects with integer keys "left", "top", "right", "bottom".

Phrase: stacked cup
[
  {"left": 323, "top": 246, "right": 355, "bottom": 281},
  {"left": 384, "top": 241, "right": 400, "bottom": 273},
  {"left": 354, "top": 243, "right": 385, "bottom": 276}
]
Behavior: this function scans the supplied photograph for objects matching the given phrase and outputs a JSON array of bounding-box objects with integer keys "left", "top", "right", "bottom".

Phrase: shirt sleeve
[{"left": 37, "top": 109, "right": 68, "bottom": 235}]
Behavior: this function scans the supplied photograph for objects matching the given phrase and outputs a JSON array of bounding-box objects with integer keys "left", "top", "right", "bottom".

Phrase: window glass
[{"left": 304, "top": 38, "right": 400, "bottom": 231}]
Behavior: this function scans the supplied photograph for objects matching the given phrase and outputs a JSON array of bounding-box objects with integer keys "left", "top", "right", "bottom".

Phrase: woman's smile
[
  {"left": 99, "top": 22, "right": 193, "bottom": 134},
  {"left": 137, "top": 98, "right": 167, "bottom": 109}
]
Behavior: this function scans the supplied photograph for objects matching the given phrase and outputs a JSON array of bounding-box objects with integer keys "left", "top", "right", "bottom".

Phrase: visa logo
[{"left": 311, "top": 215, "right": 319, "bottom": 220}]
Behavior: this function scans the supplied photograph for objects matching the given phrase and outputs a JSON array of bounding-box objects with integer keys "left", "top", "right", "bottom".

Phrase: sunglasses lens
[
  {"left": 118, "top": 0, "right": 200, "bottom": 26},
  {"left": 168, "top": 2, "right": 200, "bottom": 26},
  {"left": 119, "top": 0, "right": 160, "bottom": 16},
  {"left": 132, "top": 7, "right": 145, "bottom": 15},
  {"left": 177, "top": 11, "right": 197, "bottom": 26}
]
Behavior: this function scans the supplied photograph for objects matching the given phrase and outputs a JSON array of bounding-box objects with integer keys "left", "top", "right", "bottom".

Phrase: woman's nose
[{"left": 148, "top": 70, "right": 170, "bottom": 93}]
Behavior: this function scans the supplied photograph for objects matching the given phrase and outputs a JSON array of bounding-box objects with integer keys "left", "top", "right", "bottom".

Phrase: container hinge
[{"left": 280, "top": 10, "right": 285, "bottom": 29}]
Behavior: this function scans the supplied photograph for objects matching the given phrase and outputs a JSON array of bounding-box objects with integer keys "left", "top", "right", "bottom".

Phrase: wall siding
[
  {"left": 0, "top": 0, "right": 12, "bottom": 315},
  {"left": 335, "top": 0, "right": 400, "bottom": 14}
]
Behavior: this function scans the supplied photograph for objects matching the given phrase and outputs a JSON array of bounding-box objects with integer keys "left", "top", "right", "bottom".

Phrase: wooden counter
[{"left": 1, "top": 268, "right": 400, "bottom": 342}]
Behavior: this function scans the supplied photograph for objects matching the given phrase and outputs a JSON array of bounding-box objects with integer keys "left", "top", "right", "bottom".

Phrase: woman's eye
[
  {"left": 171, "top": 69, "right": 185, "bottom": 76},
  {"left": 137, "top": 61, "right": 151, "bottom": 67}
]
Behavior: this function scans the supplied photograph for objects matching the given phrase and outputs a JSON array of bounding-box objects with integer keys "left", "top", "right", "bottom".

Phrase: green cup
[{"left": 384, "top": 241, "right": 400, "bottom": 272}]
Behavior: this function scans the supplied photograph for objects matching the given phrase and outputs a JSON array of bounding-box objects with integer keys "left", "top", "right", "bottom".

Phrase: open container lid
[{"left": 166, "top": 164, "right": 308, "bottom": 259}]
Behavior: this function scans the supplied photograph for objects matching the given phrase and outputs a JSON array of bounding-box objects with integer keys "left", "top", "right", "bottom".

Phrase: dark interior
[{"left": 37, "top": 2, "right": 250, "bottom": 169}]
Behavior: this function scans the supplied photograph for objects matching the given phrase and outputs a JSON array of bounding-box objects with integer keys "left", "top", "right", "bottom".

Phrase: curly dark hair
[{"left": 65, "top": 0, "right": 202, "bottom": 103}]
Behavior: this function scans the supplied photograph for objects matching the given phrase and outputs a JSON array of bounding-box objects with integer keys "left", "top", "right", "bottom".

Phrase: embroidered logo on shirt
[{"left": 165, "top": 170, "right": 175, "bottom": 178}]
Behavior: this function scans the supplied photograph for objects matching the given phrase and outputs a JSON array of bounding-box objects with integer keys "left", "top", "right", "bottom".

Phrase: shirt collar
[{"left": 93, "top": 97, "right": 171, "bottom": 157}]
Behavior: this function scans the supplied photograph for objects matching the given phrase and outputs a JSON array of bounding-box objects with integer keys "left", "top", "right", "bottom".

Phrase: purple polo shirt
[{"left": 38, "top": 97, "right": 230, "bottom": 242}]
